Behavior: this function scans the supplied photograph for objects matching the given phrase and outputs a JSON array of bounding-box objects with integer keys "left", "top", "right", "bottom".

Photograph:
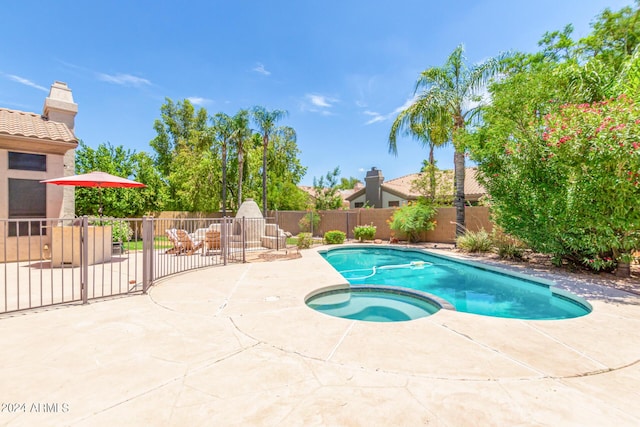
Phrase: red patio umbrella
[{"left": 41, "top": 171, "right": 146, "bottom": 216}]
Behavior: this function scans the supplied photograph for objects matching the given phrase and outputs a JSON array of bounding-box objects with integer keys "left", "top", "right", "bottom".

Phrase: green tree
[
  {"left": 463, "top": 2, "right": 640, "bottom": 276},
  {"left": 75, "top": 141, "right": 161, "bottom": 217},
  {"left": 471, "top": 95, "right": 640, "bottom": 274},
  {"left": 132, "top": 151, "right": 167, "bottom": 214},
  {"left": 578, "top": 2, "right": 640, "bottom": 70},
  {"left": 229, "top": 109, "right": 252, "bottom": 209},
  {"left": 266, "top": 126, "right": 308, "bottom": 210},
  {"left": 313, "top": 167, "right": 344, "bottom": 210},
  {"left": 390, "top": 45, "right": 507, "bottom": 236},
  {"left": 211, "top": 112, "right": 234, "bottom": 215},
  {"left": 387, "top": 201, "right": 437, "bottom": 243},
  {"left": 390, "top": 103, "right": 449, "bottom": 202},
  {"left": 551, "top": 3, "right": 640, "bottom": 103},
  {"left": 251, "top": 106, "right": 288, "bottom": 216},
  {"left": 150, "top": 98, "right": 211, "bottom": 211},
  {"left": 411, "top": 167, "right": 454, "bottom": 206},
  {"left": 338, "top": 176, "right": 361, "bottom": 190},
  {"left": 538, "top": 24, "right": 576, "bottom": 62}
]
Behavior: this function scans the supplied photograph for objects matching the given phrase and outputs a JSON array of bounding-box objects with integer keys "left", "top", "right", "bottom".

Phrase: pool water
[
  {"left": 320, "top": 247, "right": 591, "bottom": 320},
  {"left": 306, "top": 287, "right": 440, "bottom": 322}
]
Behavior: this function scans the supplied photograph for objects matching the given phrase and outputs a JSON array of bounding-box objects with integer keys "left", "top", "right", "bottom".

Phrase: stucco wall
[
  {"left": 381, "top": 192, "right": 409, "bottom": 208},
  {"left": 271, "top": 206, "right": 492, "bottom": 243},
  {"left": 0, "top": 146, "right": 76, "bottom": 262},
  {"left": 348, "top": 193, "right": 366, "bottom": 208}
]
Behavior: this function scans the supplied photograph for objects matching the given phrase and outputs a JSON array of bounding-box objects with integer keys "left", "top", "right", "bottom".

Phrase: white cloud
[
  {"left": 362, "top": 95, "right": 418, "bottom": 125},
  {"left": 5, "top": 74, "right": 48, "bottom": 92},
  {"left": 97, "top": 73, "right": 151, "bottom": 87},
  {"left": 301, "top": 93, "right": 339, "bottom": 115},
  {"left": 187, "top": 97, "right": 213, "bottom": 106},
  {"left": 253, "top": 63, "right": 271, "bottom": 76},
  {"left": 363, "top": 110, "right": 385, "bottom": 125},
  {"left": 308, "top": 94, "right": 333, "bottom": 108}
]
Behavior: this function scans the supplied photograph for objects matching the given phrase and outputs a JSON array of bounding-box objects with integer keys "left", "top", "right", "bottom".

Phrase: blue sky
[{"left": 1, "top": 0, "right": 632, "bottom": 186}]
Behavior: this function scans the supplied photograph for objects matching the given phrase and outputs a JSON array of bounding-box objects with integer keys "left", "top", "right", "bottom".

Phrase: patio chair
[
  {"left": 205, "top": 229, "right": 221, "bottom": 252},
  {"left": 174, "top": 229, "right": 204, "bottom": 255},
  {"left": 165, "top": 229, "right": 184, "bottom": 254}
]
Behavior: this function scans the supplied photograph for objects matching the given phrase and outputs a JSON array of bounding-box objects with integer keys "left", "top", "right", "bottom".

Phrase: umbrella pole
[{"left": 98, "top": 187, "right": 103, "bottom": 217}]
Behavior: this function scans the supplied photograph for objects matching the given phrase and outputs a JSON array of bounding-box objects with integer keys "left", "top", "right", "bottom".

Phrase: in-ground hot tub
[{"left": 306, "top": 285, "right": 453, "bottom": 322}]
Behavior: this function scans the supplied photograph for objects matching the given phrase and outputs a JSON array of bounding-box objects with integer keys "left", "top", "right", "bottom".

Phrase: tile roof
[
  {"left": 346, "top": 167, "right": 486, "bottom": 201},
  {"left": 0, "top": 108, "right": 77, "bottom": 143}
]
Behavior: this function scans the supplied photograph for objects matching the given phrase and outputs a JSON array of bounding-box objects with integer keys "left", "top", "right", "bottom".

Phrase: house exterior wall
[
  {"left": 0, "top": 82, "right": 78, "bottom": 262},
  {"left": 349, "top": 193, "right": 367, "bottom": 208},
  {"left": 381, "top": 191, "right": 409, "bottom": 208},
  {"left": 349, "top": 190, "right": 409, "bottom": 209},
  {"left": 0, "top": 146, "right": 73, "bottom": 216},
  {"left": 0, "top": 145, "right": 75, "bottom": 261}
]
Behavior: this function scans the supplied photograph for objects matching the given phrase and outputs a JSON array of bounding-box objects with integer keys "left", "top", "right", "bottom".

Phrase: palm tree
[
  {"left": 390, "top": 44, "right": 507, "bottom": 236},
  {"left": 251, "top": 106, "right": 288, "bottom": 216},
  {"left": 229, "top": 109, "right": 252, "bottom": 209},
  {"left": 389, "top": 101, "right": 449, "bottom": 202},
  {"left": 211, "top": 112, "right": 233, "bottom": 216}
]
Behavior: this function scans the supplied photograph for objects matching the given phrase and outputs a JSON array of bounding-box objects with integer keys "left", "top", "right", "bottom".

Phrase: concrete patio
[{"left": 1, "top": 247, "right": 639, "bottom": 426}]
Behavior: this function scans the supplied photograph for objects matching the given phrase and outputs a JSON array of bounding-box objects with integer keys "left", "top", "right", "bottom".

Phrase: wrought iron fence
[{"left": 0, "top": 215, "right": 285, "bottom": 314}]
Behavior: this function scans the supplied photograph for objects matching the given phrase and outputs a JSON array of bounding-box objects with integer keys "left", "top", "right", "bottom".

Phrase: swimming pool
[{"left": 319, "top": 246, "right": 591, "bottom": 320}]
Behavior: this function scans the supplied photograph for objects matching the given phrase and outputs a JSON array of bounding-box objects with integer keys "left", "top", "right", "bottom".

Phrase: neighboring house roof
[
  {"left": 0, "top": 108, "right": 77, "bottom": 143},
  {"left": 346, "top": 167, "right": 486, "bottom": 202},
  {"left": 298, "top": 184, "right": 363, "bottom": 208},
  {"left": 298, "top": 185, "right": 316, "bottom": 201}
]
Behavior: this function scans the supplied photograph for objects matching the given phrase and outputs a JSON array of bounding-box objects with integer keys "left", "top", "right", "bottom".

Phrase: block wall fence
[
  {"left": 270, "top": 206, "right": 492, "bottom": 243},
  {"left": 146, "top": 207, "right": 492, "bottom": 243}
]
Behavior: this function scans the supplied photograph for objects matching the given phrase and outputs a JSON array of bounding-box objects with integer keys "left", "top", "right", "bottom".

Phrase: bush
[
  {"left": 353, "top": 224, "right": 376, "bottom": 241},
  {"left": 387, "top": 201, "right": 436, "bottom": 242},
  {"left": 324, "top": 230, "right": 346, "bottom": 244},
  {"left": 456, "top": 229, "right": 492, "bottom": 252},
  {"left": 492, "top": 229, "right": 526, "bottom": 260},
  {"left": 471, "top": 95, "right": 640, "bottom": 272},
  {"left": 296, "top": 232, "right": 313, "bottom": 249},
  {"left": 582, "top": 256, "right": 616, "bottom": 272},
  {"left": 111, "top": 220, "right": 134, "bottom": 243},
  {"left": 298, "top": 211, "right": 320, "bottom": 233},
  {"left": 91, "top": 218, "right": 134, "bottom": 243}
]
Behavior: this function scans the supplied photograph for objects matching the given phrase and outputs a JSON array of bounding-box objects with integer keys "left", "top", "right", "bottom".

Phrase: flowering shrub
[
  {"left": 474, "top": 94, "right": 640, "bottom": 273},
  {"left": 387, "top": 201, "right": 436, "bottom": 243},
  {"left": 582, "top": 256, "right": 616, "bottom": 272},
  {"left": 353, "top": 224, "right": 376, "bottom": 241}
]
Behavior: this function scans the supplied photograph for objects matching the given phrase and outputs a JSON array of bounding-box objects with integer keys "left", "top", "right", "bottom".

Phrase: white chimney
[{"left": 43, "top": 81, "right": 78, "bottom": 133}]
